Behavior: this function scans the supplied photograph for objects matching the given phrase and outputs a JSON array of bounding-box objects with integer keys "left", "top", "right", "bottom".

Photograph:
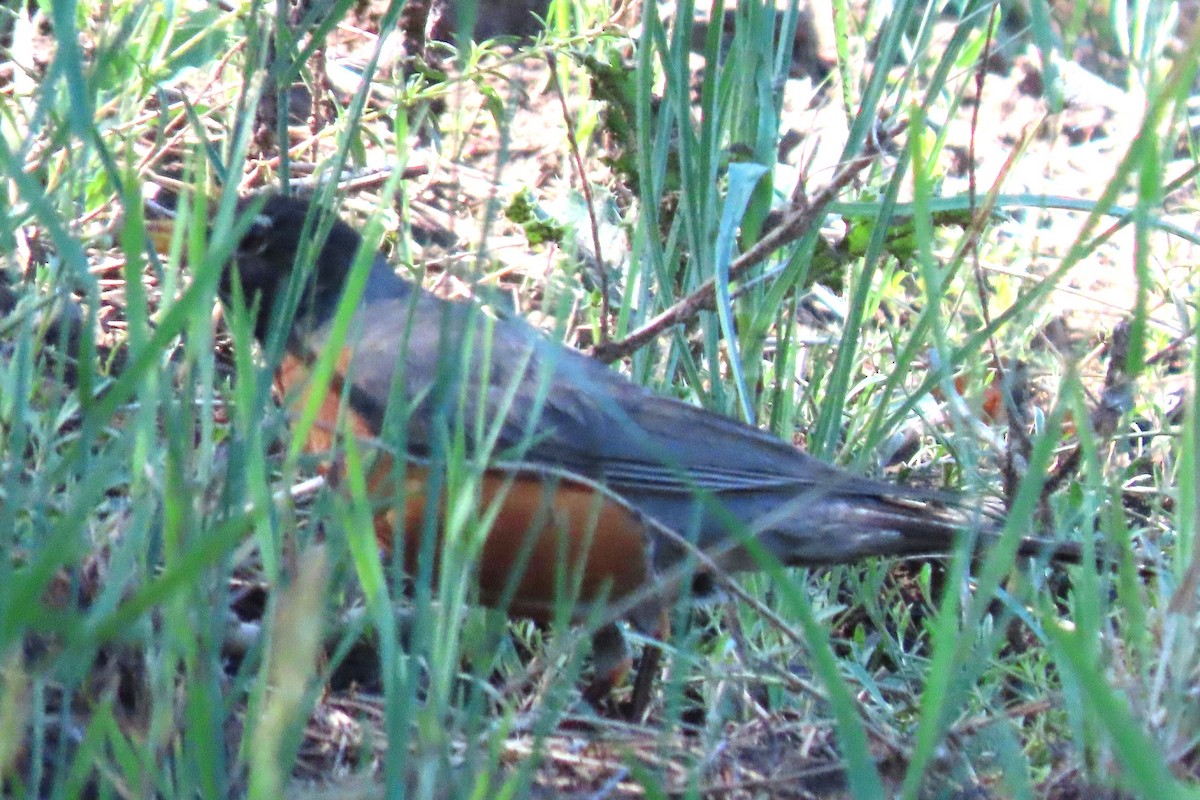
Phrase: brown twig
[
  {"left": 999, "top": 360, "right": 1052, "bottom": 528},
  {"left": 965, "top": 7, "right": 1001, "bottom": 345},
  {"left": 1143, "top": 329, "right": 1192, "bottom": 371},
  {"left": 1043, "top": 320, "right": 1134, "bottom": 495},
  {"left": 1082, "top": 161, "right": 1200, "bottom": 256},
  {"left": 951, "top": 120, "right": 1038, "bottom": 513},
  {"left": 590, "top": 123, "right": 900, "bottom": 364},
  {"left": 548, "top": 52, "right": 611, "bottom": 345}
]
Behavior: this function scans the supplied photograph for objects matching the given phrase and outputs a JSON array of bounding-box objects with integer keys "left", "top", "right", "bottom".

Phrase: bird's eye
[{"left": 237, "top": 214, "right": 275, "bottom": 257}]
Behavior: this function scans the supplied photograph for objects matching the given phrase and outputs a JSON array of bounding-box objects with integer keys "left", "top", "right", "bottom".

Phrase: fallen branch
[{"left": 590, "top": 121, "right": 899, "bottom": 364}]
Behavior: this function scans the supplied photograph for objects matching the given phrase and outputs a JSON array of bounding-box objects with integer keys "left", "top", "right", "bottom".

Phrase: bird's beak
[
  {"left": 138, "top": 189, "right": 199, "bottom": 256},
  {"left": 142, "top": 215, "right": 178, "bottom": 256},
  {"left": 139, "top": 192, "right": 231, "bottom": 258}
]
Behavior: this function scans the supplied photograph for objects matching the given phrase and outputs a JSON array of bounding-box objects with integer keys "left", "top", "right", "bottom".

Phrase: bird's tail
[{"left": 750, "top": 491, "right": 1083, "bottom": 568}]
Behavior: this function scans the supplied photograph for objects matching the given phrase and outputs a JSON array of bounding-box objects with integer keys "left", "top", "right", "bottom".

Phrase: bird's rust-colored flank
[
  {"left": 192, "top": 192, "right": 1078, "bottom": 715},
  {"left": 274, "top": 350, "right": 658, "bottom": 627}
]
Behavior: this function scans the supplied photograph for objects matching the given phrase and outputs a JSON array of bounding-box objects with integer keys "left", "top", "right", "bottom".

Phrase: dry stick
[
  {"left": 1083, "top": 161, "right": 1200, "bottom": 256},
  {"left": 949, "top": 697, "right": 1058, "bottom": 740},
  {"left": 949, "top": 119, "right": 1039, "bottom": 503},
  {"left": 961, "top": 15, "right": 1042, "bottom": 517},
  {"left": 289, "top": 163, "right": 429, "bottom": 192},
  {"left": 1144, "top": 331, "right": 1192, "bottom": 368},
  {"left": 548, "top": 52, "right": 611, "bottom": 345},
  {"left": 1042, "top": 320, "right": 1134, "bottom": 496},
  {"left": 959, "top": 11, "right": 1083, "bottom": 522},
  {"left": 590, "top": 126, "right": 898, "bottom": 364},
  {"left": 965, "top": 8, "right": 1013, "bottom": 435}
]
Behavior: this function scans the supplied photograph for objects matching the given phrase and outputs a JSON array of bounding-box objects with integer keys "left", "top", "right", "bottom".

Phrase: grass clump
[{"left": 1, "top": 0, "right": 1197, "bottom": 797}]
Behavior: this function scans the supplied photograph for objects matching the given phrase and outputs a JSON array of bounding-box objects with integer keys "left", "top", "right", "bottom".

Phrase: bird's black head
[{"left": 227, "top": 193, "right": 363, "bottom": 342}]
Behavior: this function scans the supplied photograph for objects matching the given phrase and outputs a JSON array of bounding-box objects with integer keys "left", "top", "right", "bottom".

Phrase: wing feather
[{"left": 300, "top": 289, "right": 895, "bottom": 502}]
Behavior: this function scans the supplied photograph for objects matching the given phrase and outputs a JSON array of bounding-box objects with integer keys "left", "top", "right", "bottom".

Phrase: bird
[{"left": 197, "top": 191, "right": 1079, "bottom": 716}]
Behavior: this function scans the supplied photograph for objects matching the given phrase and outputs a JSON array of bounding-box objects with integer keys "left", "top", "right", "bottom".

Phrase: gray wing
[
  {"left": 321, "top": 290, "right": 860, "bottom": 491},
  {"left": 308, "top": 288, "right": 974, "bottom": 565}
]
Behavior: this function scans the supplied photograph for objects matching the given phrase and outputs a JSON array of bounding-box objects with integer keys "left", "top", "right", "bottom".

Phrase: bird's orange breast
[{"left": 277, "top": 351, "right": 655, "bottom": 624}]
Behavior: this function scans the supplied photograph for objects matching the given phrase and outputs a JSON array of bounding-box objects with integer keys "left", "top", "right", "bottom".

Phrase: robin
[{"left": 194, "top": 192, "right": 1077, "bottom": 714}]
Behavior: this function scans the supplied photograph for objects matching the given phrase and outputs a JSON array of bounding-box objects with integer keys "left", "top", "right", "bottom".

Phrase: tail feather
[{"left": 752, "top": 494, "right": 1083, "bottom": 568}]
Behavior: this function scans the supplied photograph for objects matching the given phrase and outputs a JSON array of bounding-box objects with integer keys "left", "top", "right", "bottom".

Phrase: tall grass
[{"left": 0, "top": 0, "right": 1196, "bottom": 797}]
